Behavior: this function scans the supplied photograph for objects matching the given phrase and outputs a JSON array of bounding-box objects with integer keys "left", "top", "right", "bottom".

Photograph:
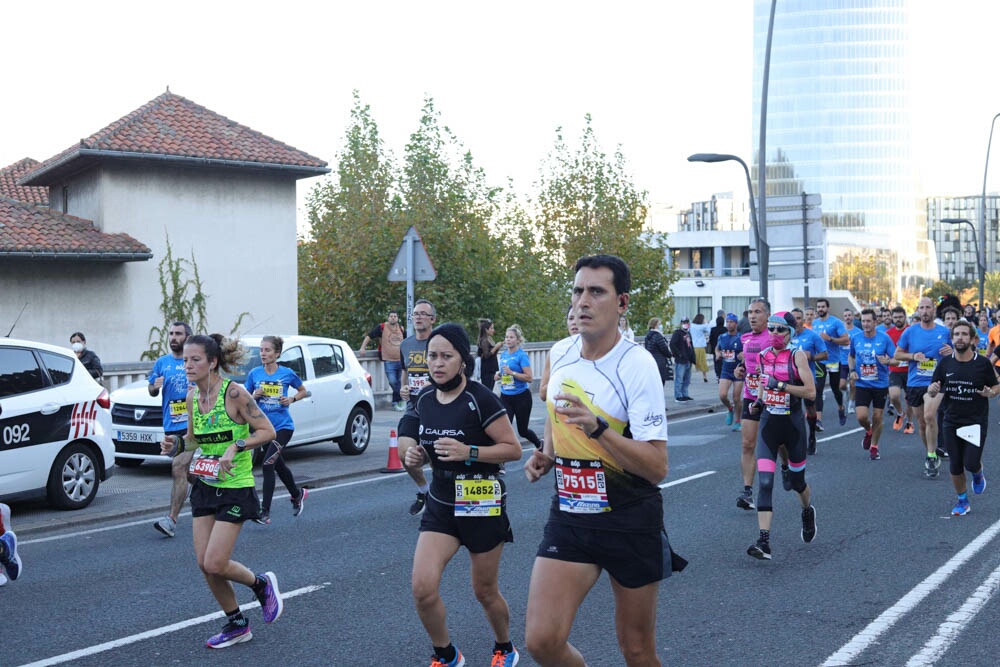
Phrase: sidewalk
[{"left": 15, "top": 378, "right": 724, "bottom": 536}]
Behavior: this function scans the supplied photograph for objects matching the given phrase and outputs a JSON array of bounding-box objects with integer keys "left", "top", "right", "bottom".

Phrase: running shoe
[
  {"left": 430, "top": 649, "right": 466, "bottom": 667},
  {"left": 862, "top": 431, "right": 872, "bottom": 450},
  {"left": 801, "top": 505, "right": 817, "bottom": 543},
  {"left": 731, "top": 421, "right": 742, "bottom": 432},
  {"left": 491, "top": 646, "right": 520, "bottom": 666},
  {"left": 838, "top": 405, "right": 847, "bottom": 426},
  {"left": 1, "top": 530, "right": 21, "bottom": 581},
  {"left": 936, "top": 447, "right": 949, "bottom": 459},
  {"left": 254, "top": 571, "right": 283, "bottom": 623},
  {"left": 893, "top": 415, "right": 904, "bottom": 431},
  {"left": 410, "top": 492, "right": 427, "bottom": 516},
  {"left": 870, "top": 445, "right": 880, "bottom": 461},
  {"left": 205, "top": 621, "right": 253, "bottom": 649},
  {"left": 903, "top": 422, "right": 915, "bottom": 434},
  {"left": 254, "top": 511, "right": 271, "bottom": 525},
  {"left": 736, "top": 490, "right": 756, "bottom": 511},
  {"left": 925, "top": 456, "right": 940, "bottom": 478},
  {"left": 394, "top": 400, "right": 407, "bottom": 412},
  {"left": 815, "top": 420, "right": 824, "bottom": 432},
  {"left": 886, "top": 403, "right": 897, "bottom": 418},
  {"left": 807, "top": 431, "right": 817, "bottom": 456},
  {"left": 848, "top": 400, "right": 856, "bottom": 414},
  {"left": 781, "top": 465, "right": 792, "bottom": 491},
  {"left": 292, "top": 488, "right": 308, "bottom": 517},
  {"left": 951, "top": 498, "right": 971, "bottom": 516},
  {"left": 746, "top": 538, "right": 772, "bottom": 560},
  {"left": 726, "top": 408, "right": 734, "bottom": 426},
  {"left": 973, "top": 470, "right": 987, "bottom": 495},
  {"left": 154, "top": 516, "right": 176, "bottom": 538}
]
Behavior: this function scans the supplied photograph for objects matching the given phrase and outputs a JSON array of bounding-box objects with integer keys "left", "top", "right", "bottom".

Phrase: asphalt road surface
[{"left": 6, "top": 401, "right": 1000, "bottom": 666}]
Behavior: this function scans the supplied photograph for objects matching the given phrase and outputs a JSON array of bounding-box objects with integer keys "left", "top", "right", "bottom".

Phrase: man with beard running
[
  {"left": 811, "top": 298, "right": 851, "bottom": 429},
  {"left": 789, "top": 308, "right": 827, "bottom": 455},
  {"left": 152, "top": 322, "right": 194, "bottom": 538},
  {"left": 885, "top": 306, "right": 915, "bottom": 434},
  {"left": 894, "top": 297, "right": 953, "bottom": 477},
  {"left": 745, "top": 312, "right": 817, "bottom": 560},
  {"left": 927, "top": 320, "right": 999, "bottom": 515},
  {"left": 848, "top": 309, "right": 897, "bottom": 461},
  {"left": 733, "top": 298, "right": 771, "bottom": 510}
]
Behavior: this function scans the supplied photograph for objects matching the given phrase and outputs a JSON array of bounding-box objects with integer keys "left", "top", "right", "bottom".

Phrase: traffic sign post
[{"left": 388, "top": 226, "right": 436, "bottom": 337}]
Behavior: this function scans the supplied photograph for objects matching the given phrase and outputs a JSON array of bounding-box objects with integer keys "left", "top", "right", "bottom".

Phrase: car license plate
[{"left": 117, "top": 430, "right": 156, "bottom": 443}]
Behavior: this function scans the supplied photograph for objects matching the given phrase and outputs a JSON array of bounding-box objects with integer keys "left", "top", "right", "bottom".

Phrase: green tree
[
  {"left": 985, "top": 271, "right": 1000, "bottom": 306},
  {"left": 534, "top": 115, "right": 674, "bottom": 330},
  {"left": 299, "top": 91, "right": 402, "bottom": 341}
]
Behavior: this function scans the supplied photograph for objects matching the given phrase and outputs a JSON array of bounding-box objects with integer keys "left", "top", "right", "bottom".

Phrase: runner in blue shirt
[
  {"left": 848, "top": 309, "right": 897, "bottom": 460},
  {"left": 976, "top": 311, "right": 991, "bottom": 357},
  {"left": 895, "top": 297, "right": 954, "bottom": 477},
  {"left": 841, "top": 309, "right": 864, "bottom": 415},
  {"left": 496, "top": 324, "right": 541, "bottom": 449},
  {"left": 790, "top": 308, "right": 828, "bottom": 454},
  {"left": 150, "top": 322, "right": 194, "bottom": 538},
  {"left": 811, "top": 298, "right": 851, "bottom": 427},
  {"left": 715, "top": 313, "right": 744, "bottom": 431},
  {"left": 245, "top": 335, "right": 309, "bottom": 524}
]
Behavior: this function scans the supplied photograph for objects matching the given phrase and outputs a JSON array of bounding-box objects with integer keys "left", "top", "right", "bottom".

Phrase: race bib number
[
  {"left": 261, "top": 382, "right": 282, "bottom": 398},
  {"left": 761, "top": 387, "right": 791, "bottom": 415},
  {"left": 826, "top": 361, "right": 840, "bottom": 371},
  {"left": 454, "top": 476, "right": 502, "bottom": 517},
  {"left": 860, "top": 363, "right": 878, "bottom": 380},
  {"left": 746, "top": 374, "right": 760, "bottom": 397},
  {"left": 408, "top": 374, "right": 430, "bottom": 391},
  {"left": 555, "top": 457, "right": 610, "bottom": 513},
  {"left": 168, "top": 399, "right": 188, "bottom": 424},
  {"left": 722, "top": 350, "right": 736, "bottom": 362},
  {"left": 500, "top": 373, "right": 514, "bottom": 387},
  {"left": 917, "top": 359, "right": 936, "bottom": 377},
  {"left": 189, "top": 454, "right": 221, "bottom": 481}
]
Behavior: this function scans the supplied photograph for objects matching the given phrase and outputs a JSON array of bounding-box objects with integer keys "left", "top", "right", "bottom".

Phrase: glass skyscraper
[{"left": 752, "top": 0, "right": 930, "bottom": 304}]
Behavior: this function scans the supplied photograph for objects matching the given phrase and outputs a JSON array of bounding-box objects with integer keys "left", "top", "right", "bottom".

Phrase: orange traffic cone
[{"left": 380, "top": 429, "right": 406, "bottom": 473}]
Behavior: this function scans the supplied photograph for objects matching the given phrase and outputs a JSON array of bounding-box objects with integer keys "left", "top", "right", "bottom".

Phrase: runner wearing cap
[{"left": 715, "top": 313, "right": 744, "bottom": 431}]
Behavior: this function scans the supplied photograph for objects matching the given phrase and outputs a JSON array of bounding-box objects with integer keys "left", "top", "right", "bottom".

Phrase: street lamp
[
  {"left": 980, "top": 112, "right": 1000, "bottom": 310},
  {"left": 687, "top": 153, "right": 768, "bottom": 302},
  {"left": 941, "top": 218, "right": 984, "bottom": 300}
]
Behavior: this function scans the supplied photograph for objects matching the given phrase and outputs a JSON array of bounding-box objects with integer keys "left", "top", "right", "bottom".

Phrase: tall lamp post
[
  {"left": 687, "top": 153, "right": 768, "bottom": 302},
  {"left": 941, "top": 218, "right": 984, "bottom": 303},
  {"left": 980, "top": 112, "right": 1000, "bottom": 310}
]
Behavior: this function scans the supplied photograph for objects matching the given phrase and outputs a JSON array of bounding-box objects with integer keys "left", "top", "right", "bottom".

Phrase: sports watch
[
  {"left": 234, "top": 439, "right": 248, "bottom": 453},
  {"left": 588, "top": 416, "right": 609, "bottom": 440},
  {"left": 466, "top": 445, "right": 479, "bottom": 465}
]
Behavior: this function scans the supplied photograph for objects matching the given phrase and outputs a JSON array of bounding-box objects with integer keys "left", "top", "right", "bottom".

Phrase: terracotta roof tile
[
  {"left": 0, "top": 197, "right": 151, "bottom": 260},
  {"left": 21, "top": 91, "right": 328, "bottom": 185},
  {"left": 0, "top": 158, "right": 48, "bottom": 205}
]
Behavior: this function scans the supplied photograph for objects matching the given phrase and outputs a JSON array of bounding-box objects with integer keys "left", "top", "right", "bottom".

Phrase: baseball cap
[
  {"left": 767, "top": 312, "right": 797, "bottom": 328},
  {"left": 725, "top": 312, "right": 738, "bottom": 322},
  {"left": 681, "top": 316, "right": 690, "bottom": 322}
]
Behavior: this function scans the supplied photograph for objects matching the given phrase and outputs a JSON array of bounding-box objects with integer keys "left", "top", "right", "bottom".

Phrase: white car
[
  {"left": 0, "top": 338, "right": 116, "bottom": 510},
  {"left": 111, "top": 335, "right": 374, "bottom": 466}
]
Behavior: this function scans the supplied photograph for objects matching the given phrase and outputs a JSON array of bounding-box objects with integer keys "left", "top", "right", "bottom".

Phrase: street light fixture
[
  {"left": 687, "top": 153, "right": 768, "bottom": 302},
  {"left": 941, "top": 218, "right": 984, "bottom": 300},
  {"left": 979, "top": 112, "right": 1000, "bottom": 310}
]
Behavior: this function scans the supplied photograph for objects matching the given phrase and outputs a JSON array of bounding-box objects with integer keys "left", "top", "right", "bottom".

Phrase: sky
[{"left": 3, "top": 1, "right": 1000, "bottom": 232}]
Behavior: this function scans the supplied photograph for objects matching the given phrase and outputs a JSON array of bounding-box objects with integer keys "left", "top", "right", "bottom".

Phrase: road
[{"left": 5, "top": 400, "right": 1000, "bottom": 666}]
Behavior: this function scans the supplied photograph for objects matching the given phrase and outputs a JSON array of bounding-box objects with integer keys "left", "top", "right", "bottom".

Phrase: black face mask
[{"left": 429, "top": 370, "right": 465, "bottom": 392}]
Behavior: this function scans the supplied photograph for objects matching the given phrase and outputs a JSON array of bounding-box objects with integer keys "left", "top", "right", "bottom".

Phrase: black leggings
[
  {"left": 755, "top": 410, "right": 809, "bottom": 512},
  {"left": 261, "top": 428, "right": 300, "bottom": 512},
  {"left": 815, "top": 367, "right": 843, "bottom": 413},
  {"left": 500, "top": 390, "right": 541, "bottom": 448},
  {"left": 944, "top": 420, "right": 987, "bottom": 477}
]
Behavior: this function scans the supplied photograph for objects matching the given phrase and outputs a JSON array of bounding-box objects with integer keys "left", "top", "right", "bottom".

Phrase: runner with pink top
[{"left": 733, "top": 298, "right": 771, "bottom": 511}]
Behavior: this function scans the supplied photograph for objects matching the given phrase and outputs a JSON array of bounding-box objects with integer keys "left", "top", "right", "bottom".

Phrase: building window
[{"left": 62, "top": 186, "right": 69, "bottom": 213}]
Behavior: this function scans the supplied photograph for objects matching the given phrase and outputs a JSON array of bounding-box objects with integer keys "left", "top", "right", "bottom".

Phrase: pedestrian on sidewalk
[
  {"left": 670, "top": 318, "right": 695, "bottom": 401},
  {"left": 644, "top": 317, "right": 673, "bottom": 391},
  {"left": 690, "top": 313, "right": 712, "bottom": 383},
  {"left": 360, "top": 309, "right": 406, "bottom": 410},
  {"left": 477, "top": 318, "right": 502, "bottom": 393}
]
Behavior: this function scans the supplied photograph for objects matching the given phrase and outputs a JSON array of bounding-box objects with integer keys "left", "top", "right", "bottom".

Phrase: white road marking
[
  {"left": 16, "top": 583, "right": 328, "bottom": 667},
  {"left": 660, "top": 470, "right": 716, "bottom": 489},
  {"left": 818, "top": 427, "right": 864, "bottom": 442},
  {"left": 822, "top": 517, "right": 1000, "bottom": 666},
  {"left": 905, "top": 560, "right": 1000, "bottom": 666}
]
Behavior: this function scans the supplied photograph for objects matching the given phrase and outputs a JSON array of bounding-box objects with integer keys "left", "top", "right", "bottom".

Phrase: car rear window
[
  {"left": 40, "top": 350, "right": 75, "bottom": 386},
  {"left": 309, "top": 343, "right": 344, "bottom": 378},
  {"left": 0, "top": 347, "right": 45, "bottom": 397}
]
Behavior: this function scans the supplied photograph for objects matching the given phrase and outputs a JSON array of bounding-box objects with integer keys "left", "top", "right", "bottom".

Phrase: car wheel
[
  {"left": 115, "top": 457, "right": 143, "bottom": 468},
  {"left": 48, "top": 442, "right": 102, "bottom": 510},
  {"left": 338, "top": 405, "right": 371, "bottom": 455}
]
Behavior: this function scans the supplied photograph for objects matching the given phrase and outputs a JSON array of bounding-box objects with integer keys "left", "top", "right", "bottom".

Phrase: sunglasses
[{"left": 767, "top": 325, "right": 790, "bottom": 334}]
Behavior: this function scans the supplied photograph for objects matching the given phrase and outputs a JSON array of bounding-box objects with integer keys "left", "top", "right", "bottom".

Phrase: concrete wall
[{"left": 1, "top": 162, "right": 300, "bottom": 362}]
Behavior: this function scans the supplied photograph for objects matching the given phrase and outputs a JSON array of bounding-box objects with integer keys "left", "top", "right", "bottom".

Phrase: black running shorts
[
  {"left": 190, "top": 481, "right": 260, "bottom": 523},
  {"left": 854, "top": 386, "right": 888, "bottom": 410},
  {"left": 741, "top": 400, "right": 761, "bottom": 423},
  {"left": 905, "top": 385, "right": 929, "bottom": 408},
  {"left": 535, "top": 519, "right": 685, "bottom": 588},
  {"left": 420, "top": 491, "right": 513, "bottom": 554},
  {"left": 889, "top": 372, "right": 907, "bottom": 389}
]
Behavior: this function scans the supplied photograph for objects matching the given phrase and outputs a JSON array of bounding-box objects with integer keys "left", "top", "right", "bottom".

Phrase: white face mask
[{"left": 71, "top": 342, "right": 84, "bottom": 353}]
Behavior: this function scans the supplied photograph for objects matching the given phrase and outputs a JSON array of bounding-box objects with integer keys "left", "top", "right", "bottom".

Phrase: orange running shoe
[{"left": 893, "top": 415, "right": 903, "bottom": 431}]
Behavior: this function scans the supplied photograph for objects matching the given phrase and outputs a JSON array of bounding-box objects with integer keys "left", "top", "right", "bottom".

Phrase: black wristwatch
[
  {"left": 588, "top": 416, "right": 609, "bottom": 440},
  {"left": 234, "top": 439, "right": 248, "bottom": 453}
]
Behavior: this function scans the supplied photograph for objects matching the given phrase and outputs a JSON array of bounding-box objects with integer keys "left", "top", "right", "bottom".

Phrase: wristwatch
[
  {"left": 778, "top": 381, "right": 786, "bottom": 391},
  {"left": 588, "top": 416, "right": 609, "bottom": 440},
  {"left": 234, "top": 439, "right": 248, "bottom": 453},
  {"left": 466, "top": 445, "right": 479, "bottom": 466}
]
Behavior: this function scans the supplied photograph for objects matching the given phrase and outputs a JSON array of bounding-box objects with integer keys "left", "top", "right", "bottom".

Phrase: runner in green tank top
[{"left": 160, "top": 334, "right": 284, "bottom": 649}]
